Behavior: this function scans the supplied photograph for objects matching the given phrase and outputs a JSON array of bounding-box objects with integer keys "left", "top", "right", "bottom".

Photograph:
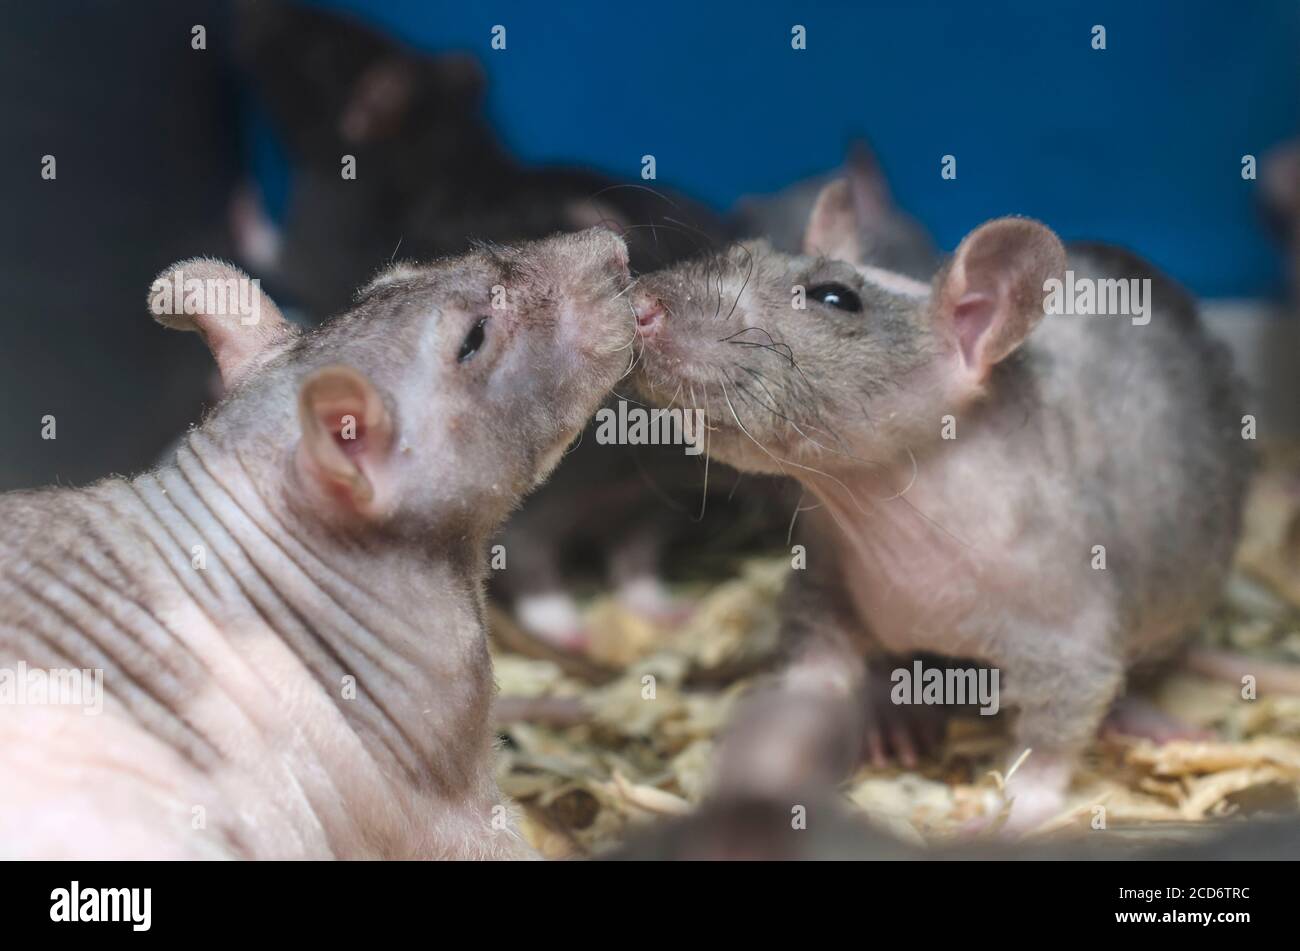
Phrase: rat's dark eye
[
  {"left": 458, "top": 317, "right": 488, "bottom": 363},
  {"left": 808, "top": 283, "right": 862, "bottom": 313}
]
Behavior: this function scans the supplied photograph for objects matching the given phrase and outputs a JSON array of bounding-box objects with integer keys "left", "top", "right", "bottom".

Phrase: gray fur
[{"left": 631, "top": 212, "right": 1251, "bottom": 825}]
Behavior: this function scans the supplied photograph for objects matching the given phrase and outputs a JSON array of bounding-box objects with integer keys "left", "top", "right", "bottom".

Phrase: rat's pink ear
[
  {"left": 149, "top": 258, "right": 295, "bottom": 389},
  {"left": 340, "top": 58, "right": 415, "bottom": 144},
  {"left": 844, "top": 139, "right": 893, "bottom": 223},
  {"left": 803, "top": 178, "right": 861, "bottom": 262},
  {"left": 295, "top": 366, "right": 396, "bottom": 516},
  {"left": 934, "top": 217, "right": 1065, "bottom": 382}
]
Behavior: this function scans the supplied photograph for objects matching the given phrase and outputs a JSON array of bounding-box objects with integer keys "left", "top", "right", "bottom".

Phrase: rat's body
[
  {"left": 0, "top": 229, "right": 632, "bottom": 858},
  {"left": 631, "top": 182, "right": 1250, "bottom": 826},
  {"left": 810, "top": 243, "right": 1241, "bottom": 670},
  {"left": 0, "top": 476, "right": 502, "bottom": 859}
]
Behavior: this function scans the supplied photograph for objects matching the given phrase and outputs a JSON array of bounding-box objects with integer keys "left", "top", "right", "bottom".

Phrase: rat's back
[{"left": 1020, "top": 242, "right": 1252, "bottom": 658}]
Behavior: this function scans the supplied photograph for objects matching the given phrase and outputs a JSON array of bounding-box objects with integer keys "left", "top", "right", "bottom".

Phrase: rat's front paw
[
  {"left": 616, "top": 575, "right": 694, "bottom": 628},
  {"left": 515, "top": 592, "right": 590, "bottom": 652}
]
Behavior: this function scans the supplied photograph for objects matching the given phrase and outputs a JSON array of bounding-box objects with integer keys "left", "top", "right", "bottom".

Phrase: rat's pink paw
[
  {"left": 1102, "top": 696, "right": 1213, "bottom": 744},
  {"left": 1000, "top": 780, "right": 1067, "bottom": 837},
  {"left": 515, "top": 592, "right": 590, "bottom": 652},
  {"left": 616, "top": 576, "right": 693, "bottom": 627},
  {"left": 992, "top": 753, "right": 1072, "bottom": 838}
]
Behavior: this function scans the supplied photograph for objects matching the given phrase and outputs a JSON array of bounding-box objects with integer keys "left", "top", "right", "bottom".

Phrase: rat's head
[
  {"left": 631, "top": 179, "right": 1065, "bottom": 478},
  {"left": 237, "top": 0, "right": 491, "bottom": 164},
  {"left": 152, "top": 228, "right": 632, "bottom": 541}
]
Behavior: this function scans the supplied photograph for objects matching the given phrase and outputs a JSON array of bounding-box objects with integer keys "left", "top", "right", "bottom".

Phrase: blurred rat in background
[
  {"left": 630, "top": 177, "right": 1253, "bottom": 832},
  {"left": 0, "top": 228, "right": 634, "bottom": 858},
  {"left": 233, "top": 0, "right": 724, "bottom": 316},
  {"left": 731, "top": 140, "right": 937, "bottom": 281},
  {"left": 1238, "top": 138, "right": 1300, "bottom": 614},
  {"left": 1262, "top": 137, "right": 1300, "bottom": 310}
]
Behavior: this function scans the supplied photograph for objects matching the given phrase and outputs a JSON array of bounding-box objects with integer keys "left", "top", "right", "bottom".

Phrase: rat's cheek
[
  {"left": 566, "top": 311, "right": 628, "bottom": 370},
  {"left": 908, "top": 352, "right": 980, "bottom": 415},
  {"left": 437, "top": 410, "right": 532, "bottom": 504},
  {"left": 542, "top": 336, "right": 619, "bottom": 405},
  {"left": 491, "top": 347, "right": 555, "bottom": 412}
]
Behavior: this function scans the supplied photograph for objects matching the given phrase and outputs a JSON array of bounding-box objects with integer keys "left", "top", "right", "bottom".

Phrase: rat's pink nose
[{"left": 633, "top": 295, "right": 665, "bottom": 335}]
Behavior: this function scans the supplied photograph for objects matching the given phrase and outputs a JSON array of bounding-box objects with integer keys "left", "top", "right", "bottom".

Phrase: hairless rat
[
  {"left": 629, "top": 179, "right": 1253, "bottom": 831},
  {"left": 0, "top": 227, "right": 633, "bottom": 858}
]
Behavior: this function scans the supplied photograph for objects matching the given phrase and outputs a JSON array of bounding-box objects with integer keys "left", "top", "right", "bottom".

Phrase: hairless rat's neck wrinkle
[
  {"left": 58, "top": 437, "right": 497, "bottom": 824},
  {"left": 0, "top": 501, "right": 226, "bottom": 772}
]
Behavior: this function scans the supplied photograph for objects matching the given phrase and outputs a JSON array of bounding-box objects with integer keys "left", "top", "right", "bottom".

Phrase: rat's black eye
[
  {"left": 808, "top": 283, "right": 862, "bottom": 313},
  {"left": 458, "top": 317, "right": 488, "bottom": 363}
]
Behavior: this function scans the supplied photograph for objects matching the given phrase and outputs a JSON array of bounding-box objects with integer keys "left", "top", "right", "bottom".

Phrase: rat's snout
[{"left": 632, "top": 291, "right": 665, "bottom": 336}]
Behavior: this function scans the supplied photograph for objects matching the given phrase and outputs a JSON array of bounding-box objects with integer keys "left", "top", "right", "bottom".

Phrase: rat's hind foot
[
  {"left": 959, "top": 751, "right": 1072, "bottom": 839},
  {"left": 515, "top": 591, "right": 590, "bottom": 652}
]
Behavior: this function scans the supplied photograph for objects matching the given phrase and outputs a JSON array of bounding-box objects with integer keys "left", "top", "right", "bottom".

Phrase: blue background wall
[{"left": 261, "top": 0, "right": 1300, "bottom": 299}]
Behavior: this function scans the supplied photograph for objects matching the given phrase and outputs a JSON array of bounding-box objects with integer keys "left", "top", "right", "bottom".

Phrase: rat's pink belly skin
[{"left": 811, "top": 428, "right": 1119, "bottom": 663}]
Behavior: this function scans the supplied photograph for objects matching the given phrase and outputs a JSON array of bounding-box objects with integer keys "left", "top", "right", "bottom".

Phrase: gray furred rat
[
  {"left": 0, "top": 227, "right": 632, "bottom": 858},
  {"left": 629, "top": 178, "right": 1252, "bottom": 830}
]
